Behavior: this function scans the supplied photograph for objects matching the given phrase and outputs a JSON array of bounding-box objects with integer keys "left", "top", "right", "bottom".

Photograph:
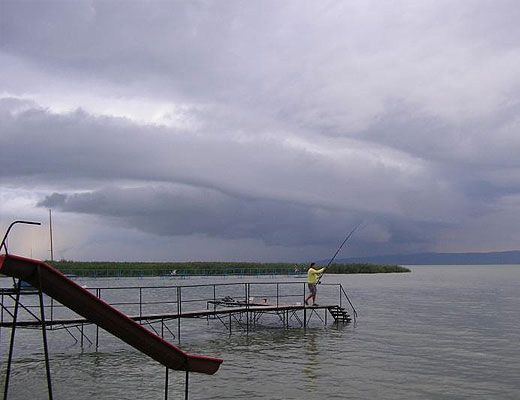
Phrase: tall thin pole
[{"left": 49, "top": 210, "right": 54, "bottom": 262}]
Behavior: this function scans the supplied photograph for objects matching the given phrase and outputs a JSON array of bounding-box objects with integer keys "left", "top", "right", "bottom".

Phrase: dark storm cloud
[
  {"left": 0, "top": 100, "right": 406, "bottom": 205},
  {"left": 2, "top": 99, "right": 459, "bottom": 253},
  {"left": 38, "top": 192, "right": 66, "bottom": 208},
  {"left": 1, "top": 1, "right": 284, "bottom": 101},
  {"left": 3, "top": 0, "right": 520, "bottom": 119},
  {"left": 5, "top": 0, "right": 515, "bottom": 122},
  {"left": 36, "top": 185, "right": 444, "bottom": 255},
  {"left": 36, "top": 185, "right": 357, "bottom": 246},
  {"left": 360, "top": 98, "right": 520, "bottom": 166},
  {"left": 2, "top": 1, "right": 520, "bottom": 259}
]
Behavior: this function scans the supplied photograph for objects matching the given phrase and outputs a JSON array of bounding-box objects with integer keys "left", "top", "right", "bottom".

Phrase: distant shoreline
[
  {"left": 47, "top": 261, "right": 410, "bottom": 278},
  {"left": 329, "top": 250, "right": 520, "bottom": 265}
]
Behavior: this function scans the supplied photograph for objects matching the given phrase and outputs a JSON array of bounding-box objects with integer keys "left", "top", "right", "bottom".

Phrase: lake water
[{"left": 1, "top": 265, "right": 519, "bottom": 399}]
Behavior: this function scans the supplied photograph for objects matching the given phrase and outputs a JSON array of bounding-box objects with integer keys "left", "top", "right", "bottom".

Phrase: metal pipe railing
[{"left": 0, "top": 281, "right": 356, "bottom": 326}]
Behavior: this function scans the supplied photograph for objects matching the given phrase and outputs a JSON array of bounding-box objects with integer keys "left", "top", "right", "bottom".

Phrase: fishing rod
[
  {"left": 317, "top": 221, "right": 362, "bottom": 284},
  {"left": 316, "top": 222, "right": 362, "bottom": 319}
]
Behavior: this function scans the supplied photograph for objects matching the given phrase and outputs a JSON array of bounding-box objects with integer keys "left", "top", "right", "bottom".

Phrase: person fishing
[
  {"left": 304, "top": 222, "right": 363, "bottom": 308},
  {"left": 304, "top": 263, "right": 326, "bottom": 306}
]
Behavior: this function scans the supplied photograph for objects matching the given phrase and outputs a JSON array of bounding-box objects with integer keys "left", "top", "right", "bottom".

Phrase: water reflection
[
  {"left": 1, "top": 267, "right": 520, "bottom": 399},
  {"left": 302, "top": 331, "right": 320, "bottom": 392}
]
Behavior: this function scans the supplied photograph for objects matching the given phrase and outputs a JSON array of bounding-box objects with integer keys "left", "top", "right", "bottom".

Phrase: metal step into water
[{"left": 328, "top": 305, "right": 352, "bottom": 323}]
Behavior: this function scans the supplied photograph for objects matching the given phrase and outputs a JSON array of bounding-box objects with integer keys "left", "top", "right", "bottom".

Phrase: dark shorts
[{"left": 308, "top": 283, "right": 317, "bottom": 294}]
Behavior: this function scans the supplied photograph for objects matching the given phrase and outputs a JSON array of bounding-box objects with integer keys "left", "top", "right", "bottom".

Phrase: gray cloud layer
[{"left": 2, "top": 1, "right": 520, "bottom": 261}]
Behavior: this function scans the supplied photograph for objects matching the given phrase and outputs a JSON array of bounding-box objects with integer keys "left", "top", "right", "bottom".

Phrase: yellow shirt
[{"left": 307, "top": 267, "right": 326, "bottom": 284}]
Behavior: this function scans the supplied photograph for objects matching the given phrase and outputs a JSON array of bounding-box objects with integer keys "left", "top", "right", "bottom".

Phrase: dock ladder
[{"left": 328, "top": 305, "right": 352, "bottom": 323}]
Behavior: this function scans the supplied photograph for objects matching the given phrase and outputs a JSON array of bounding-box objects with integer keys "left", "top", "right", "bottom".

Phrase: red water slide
[{"left": 0, "top": 254, "right": 223, "bottom": 375}]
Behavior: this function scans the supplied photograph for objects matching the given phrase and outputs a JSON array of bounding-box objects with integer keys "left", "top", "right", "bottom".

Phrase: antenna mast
[{"left": 49, "top": 209, "right": 54, "bottom": 262}]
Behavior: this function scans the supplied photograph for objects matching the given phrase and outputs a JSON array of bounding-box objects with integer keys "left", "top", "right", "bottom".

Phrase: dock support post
[
  {"left": 325, "top": 308, "right": 327, "bottom": 325},
  {"left": 339, "top": 284, "right": 342, "bottom": 309},
  {"left": 185, "top": 370, "right": 189, "bottom": 400},
  {"left": 245, "top": 283, "right": 249, "bottom": 335},
  {"left": 177, "top": 287, "right": 182, "bottom": 344},
  {"left": 276, "top": 284, "right": 279, "bottom": 307},
  {"left": 303, "top": 282, "right": 307, "bottom": 329},
  {"left": 1, "top": 291, "right": 4, "bottom": 325},
  {"left": 96, "top": 324, "right": 99, "bottom": 350},
  {"left": 50, "top": 298, "right": 54, "bottom": 327},
  {"left": 139, "top": 288, "right": 143, "bottom": 323},
  {"left": 37, "top": 265, "right": 54, "bottom": 399},
  {"left": 164, "top": 367, "right": 168, "bottom": 400},
  {"left": 212, "top": 285, "right": 216, "bottom": 313},
  {"left": 80, "top": 323, "right": 84, "bottom": 347},
  {"left": 95, "top": 289, "right": 100, "bottom": 349},
  {"left": 1, "top": 269, "right": 56, "bottom": 399},
  {"left": 3, "top": 278, "right": 21, "bottom": 399}
]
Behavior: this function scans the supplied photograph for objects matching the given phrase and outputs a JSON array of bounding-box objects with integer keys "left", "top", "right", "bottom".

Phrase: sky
[{"left": 1, "top": 0, "right": 520, "bottom": 262}]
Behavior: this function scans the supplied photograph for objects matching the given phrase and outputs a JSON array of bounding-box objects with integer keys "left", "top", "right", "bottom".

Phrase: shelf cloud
[{"left": 2, "top": 1, "right": 520, "bottom": 261}]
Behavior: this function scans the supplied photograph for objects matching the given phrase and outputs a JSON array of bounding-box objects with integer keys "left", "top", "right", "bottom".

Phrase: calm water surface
[{"left": 1, "top": 265, "right": 519, "bottom": 399}]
